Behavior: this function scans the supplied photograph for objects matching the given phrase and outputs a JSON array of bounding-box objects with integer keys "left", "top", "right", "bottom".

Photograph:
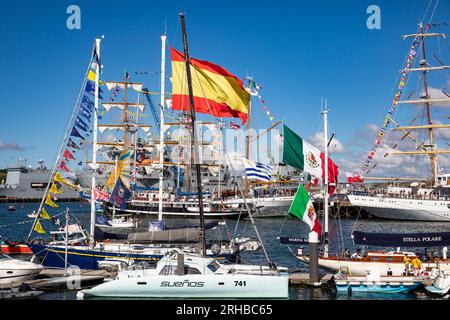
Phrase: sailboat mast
[
  {"left": 218, "top": 121, "right": 222, "bottom": 200},
  {"left": 179, "top": 13, "right": 206, "bottom": 257},
  {"left": 418, "top": 23, "right": 438, "bottom": 186},
  {"left": 132, "top": 93, "right": 140, "bottom": 191},
  {"left": 89, "top": 37, "right": 101, "bottom": 243},
  {"left": 244, "top": 79, "right": 252, "bottom": 194},
  {"left": 321, "top": 100, "right": 329, "bottom": 258},
  {"left": 158, "top": 34, "right": 167, "bottom": 221},
  {"left": 123, "top": 73, "right": 129, "bottom": 146}
]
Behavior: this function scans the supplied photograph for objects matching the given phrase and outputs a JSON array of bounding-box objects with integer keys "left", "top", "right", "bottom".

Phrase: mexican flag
[
  {"left": 289, "top": 184, "right": 322, "bottom": 235},
  {"left": 282, "top": 125, "right": 339, "bottom": 194}
]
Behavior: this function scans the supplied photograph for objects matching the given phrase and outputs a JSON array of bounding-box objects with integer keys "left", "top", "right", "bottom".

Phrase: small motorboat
[
  {"left": 27, "top": 211, "right": 38, "bottom": 219},
  {"left": 0, "top": 254, "right": 44, "bottom": 285},
  {"left": 108, "top": 217, "right": 137, "bottom": 229},
  {"left": 77, "top": 249, "right": 289, "bottom": 299},
  {"left": 333, "top": 266, "right": 424, "bottom": 294},
  {"left": 425, "top": 271, "right": 450, "bottom": 295},
  {"left": 7, "top": 206, "right": 16, "bottom": 212},
  {"left": 95, "top": 216, "right": 138, "bottom": 234}
]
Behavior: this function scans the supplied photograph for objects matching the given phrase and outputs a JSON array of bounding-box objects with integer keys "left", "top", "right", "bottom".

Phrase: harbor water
[{"left": 0, "top": 202, "right": 447, "bottom": 300}]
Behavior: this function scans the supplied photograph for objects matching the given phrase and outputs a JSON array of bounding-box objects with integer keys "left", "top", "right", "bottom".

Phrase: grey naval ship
[{"left": 0, "top": 159, "right": 80, "bottom": 202}]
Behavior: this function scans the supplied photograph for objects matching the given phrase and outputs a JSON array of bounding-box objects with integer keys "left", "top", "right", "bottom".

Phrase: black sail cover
[
  {"left": 278, "top": 237, "right": 309, "bottom": 245},
  {"left": 353, "top": 231, "right": 450, "bottom": 247}
]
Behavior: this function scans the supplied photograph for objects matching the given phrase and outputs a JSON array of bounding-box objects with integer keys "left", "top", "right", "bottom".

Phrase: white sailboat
[{"left": 78, "top": 249, "right": 288, "bottom": 299}]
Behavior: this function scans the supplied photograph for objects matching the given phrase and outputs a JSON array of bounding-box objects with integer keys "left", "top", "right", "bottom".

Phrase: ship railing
[{"left": 351, "top": 190, "right": 449, "bottom": 201}]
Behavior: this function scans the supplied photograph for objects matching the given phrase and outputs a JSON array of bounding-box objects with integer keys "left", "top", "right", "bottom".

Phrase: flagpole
[
  {"left": 244, "top": 78, "right": 252, "bottom": 195},
  {"left": 64, "top": 207, "right": 70, "bottom": 277},
  {"left": 158, "top": 34, "right": 166, "bottom": 221},
  {"left": 321, "top": 100, "right": 329, "bottom": 258},
  {"left": 179, "top": 12, "right": 207, "bottom": 257},
  {"left": 89, "top": 37, "right": 102, "bottom": 245}
]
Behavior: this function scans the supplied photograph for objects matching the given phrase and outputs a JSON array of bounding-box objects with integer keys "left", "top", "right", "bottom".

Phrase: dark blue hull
[{"left": 29, "top": 244, "right": 237, "bottom": 270}]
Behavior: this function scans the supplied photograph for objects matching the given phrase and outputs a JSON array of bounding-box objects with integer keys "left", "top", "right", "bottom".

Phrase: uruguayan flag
[{"left": 242, "top": 158, "right": 272, "bottom": 182}]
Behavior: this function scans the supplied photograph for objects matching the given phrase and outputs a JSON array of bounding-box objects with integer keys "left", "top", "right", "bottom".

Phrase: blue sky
[{"left": 0, "top": 0, "right": 449, "bottom": 178}]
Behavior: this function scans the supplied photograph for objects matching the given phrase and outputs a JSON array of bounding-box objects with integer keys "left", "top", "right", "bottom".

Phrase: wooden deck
[{"left": 289, "top": 272, "right": 334, "bottom": 287}]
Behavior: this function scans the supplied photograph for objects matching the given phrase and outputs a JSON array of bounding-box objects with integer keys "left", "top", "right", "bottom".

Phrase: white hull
[
  {"left": 252, "top": 197, "right": 293, "bottom": 217},
  {"left": 298, "top": 255, "right": 450, "bottom": 276},
  {"left": 0, "top": 269, "right": 43, "bottom": 285},
  {"left": 107, "top": 206, "right": 244, "bottom": 218},
  {"left": 79, "top": 251, "right": 288, "bottom": 299},
  {"left": 0, "top": 258, "right": 44, "bottom": 285},
  {"left": 347, "top": 194, "right": 450, "bottom": 221},
  {"left": 80, "top": 273, "right": 288, "bottom": 298},
  {"left": 425, "top": 274, "right": 450, "bottom": 295}
]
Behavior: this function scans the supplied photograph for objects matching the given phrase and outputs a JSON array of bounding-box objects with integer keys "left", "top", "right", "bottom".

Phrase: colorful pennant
[
  {"left": 59, "top": 160, "right": 72, "bottom": 173},
  {"left": 33, "top": 220, "right": 45, "bottom": 234},
  {"left": 45, "top": 194, "right": 58, "bottom": 208},
  {"left": 361, "top": 36, "right": 420, "bottom": 173},
  {"left": 40, "top": 207, "right": 51, "bottom": 220}
]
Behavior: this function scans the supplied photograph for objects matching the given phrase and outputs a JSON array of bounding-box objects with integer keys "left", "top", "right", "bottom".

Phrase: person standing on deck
[
  {"left": 403, "top": 254, "right": 412, "bottom": 276},
  {"left": 412, "top": 255, "right": 422, "bottom": 276}
]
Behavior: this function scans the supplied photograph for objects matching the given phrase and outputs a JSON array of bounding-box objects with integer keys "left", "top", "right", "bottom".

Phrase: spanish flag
[
  {"left": 171, "top": 48, "right": 250, "bottom": 125},
  {"left": 45, "top": 194, "right": 58, "bottom": 208},
  {"left": 34, "top": 220, "right": 46, "bottom": 234}
]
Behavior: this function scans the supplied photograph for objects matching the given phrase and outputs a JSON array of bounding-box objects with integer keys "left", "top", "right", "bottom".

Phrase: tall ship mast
[{"left": 348, "top": 21, "right": 450, "bottom": 221}]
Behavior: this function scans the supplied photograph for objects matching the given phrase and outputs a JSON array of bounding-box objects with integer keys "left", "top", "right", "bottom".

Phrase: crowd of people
[
  {"left": 353, "top": 187, "right": 449, "bottom": 201},
  {"left": 403, "top": 253, "right": 423, "bottom": 276}
]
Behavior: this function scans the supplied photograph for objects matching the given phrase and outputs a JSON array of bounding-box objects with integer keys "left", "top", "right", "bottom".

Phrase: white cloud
[
  {"left": 310, "top": 132, "right": 344, "bottom": 154},
  {"left": 100, "top": 133, "right": 118, "bottom": 143},
  {"left": 0, "top": 140, "right": 27, "bottom": 151},
  {"left": 439, "top": 155, "right": 450, "bottom": 169},
  {"left": 366, "top": 124, "right": 379, "bottom": 134},
  {"left": 434, "top": 120, "right": 450, "bottom": 140},
  {"left": 425, "top": 87, "right": 450, "bottom": 108},
  {"left": 363, "top": 142, "right": 432, "bottom": 178}
]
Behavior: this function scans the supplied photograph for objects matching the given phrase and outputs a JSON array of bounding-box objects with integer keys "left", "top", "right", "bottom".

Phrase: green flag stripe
[
  {"left": 288, "top": 184, "right": 310, "bottom": 219},
  {"left": 282, "top": 125, "right": 305, "bottom": 171}
]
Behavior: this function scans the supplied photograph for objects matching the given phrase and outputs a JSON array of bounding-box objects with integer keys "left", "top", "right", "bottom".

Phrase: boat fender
[
  {"left": 211, "top": 244, "right": 221, "bottom": 255},
  {"left": 348, "top": 285, "right": 352, "bottom": 296},
  {"left": 76, "top": 291, "right": 85, "bottom": 299}
]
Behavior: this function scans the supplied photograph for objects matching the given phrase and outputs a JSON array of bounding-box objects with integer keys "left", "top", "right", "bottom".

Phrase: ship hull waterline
[{"left": 347, "top": 195, "right": 450, "bottom": 222}]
